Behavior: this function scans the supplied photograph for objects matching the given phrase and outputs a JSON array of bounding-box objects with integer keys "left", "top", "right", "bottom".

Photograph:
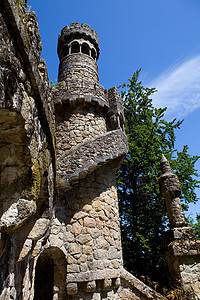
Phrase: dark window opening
[
  {"left": 71, "top": 42, "right": 80, "bottom": 54},
  {"left": 82, "top": 43, "right": 90, "bottom": 55}
]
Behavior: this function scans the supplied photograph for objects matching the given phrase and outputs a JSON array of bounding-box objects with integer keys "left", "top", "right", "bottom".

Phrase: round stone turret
[{"left": 57, "top": 23, "right": 100, "bottom": 83}]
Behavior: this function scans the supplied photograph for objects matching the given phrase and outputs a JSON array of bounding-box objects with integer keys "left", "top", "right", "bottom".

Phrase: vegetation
[
  {"left": 117, "top": 69, "right": 200, "bottom": 288},
  {"left": 188, "top": 213, "right": 200, "bottom": 239}
]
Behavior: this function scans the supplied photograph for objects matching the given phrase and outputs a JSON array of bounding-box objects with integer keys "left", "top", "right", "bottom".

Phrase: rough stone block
[
  {"left": 67, "top": 283, "right": 78, "bottom": 295},
  {"left": 86, "top": 280, "right": 96, "bottom": 293}
]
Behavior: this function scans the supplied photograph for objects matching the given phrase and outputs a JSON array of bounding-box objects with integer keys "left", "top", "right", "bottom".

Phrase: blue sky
[{"left": 29, "top": 0, "right": 200, "bottom": 218}]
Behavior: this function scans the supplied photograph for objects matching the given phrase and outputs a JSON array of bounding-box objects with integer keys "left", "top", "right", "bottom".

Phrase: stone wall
[
  {"left": 51, "top": 165, "right": 122, "bottom": 295},
  {"left": 58, "top": 54, "right": 99, "bottom": 83},
  {"left": 0, "top": 0, "right": 55, "bottom": 298},
  {"left": 55, "top": 105, "right": 107, "bottom": 154}
]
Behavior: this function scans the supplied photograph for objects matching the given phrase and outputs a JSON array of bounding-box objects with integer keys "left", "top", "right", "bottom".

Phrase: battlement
[
  {"left": 58, "top": 23, "right": 100, "bottom": 61},
  {"left": 60, "top": 22, "right": 99, "bottom": 43},
  {"left": 61, "top": 23, "right": 98, "bottom": 40}
]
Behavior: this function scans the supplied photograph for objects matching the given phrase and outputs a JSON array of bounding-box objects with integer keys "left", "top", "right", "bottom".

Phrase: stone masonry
[
  {"left": 0, "top": 0, "right": 199, "bottom": 299},
  {"left": 159, "top": 155, "right": 200, "bottom": 299}
]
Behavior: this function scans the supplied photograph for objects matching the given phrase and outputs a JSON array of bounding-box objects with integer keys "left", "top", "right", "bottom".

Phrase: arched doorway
[{"left": 34, "top": 247, "right": 67, "bottom": 300}]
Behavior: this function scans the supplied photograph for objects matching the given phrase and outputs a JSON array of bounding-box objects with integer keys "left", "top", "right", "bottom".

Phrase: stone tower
[{"left": 52, "top": 22, "right": 128, "bottom": 296}]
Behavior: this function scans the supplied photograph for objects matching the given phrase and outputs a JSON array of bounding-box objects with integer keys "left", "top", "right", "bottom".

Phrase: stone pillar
[
  {"left": 159, "top": 154, "right": 187, "bottom": 229},
  {"left": 159, "top": 155, "right": 200, "bottom": 298}
]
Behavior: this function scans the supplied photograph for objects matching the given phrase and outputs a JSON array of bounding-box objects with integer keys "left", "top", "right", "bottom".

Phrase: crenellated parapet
[
  {"left": 53, "top": 80, "right": 109, "bottom": 113},
  {"left": 53, "top": 80, "right": 125, "bottom": 131},
  {"left": 58, "top": 22, "right": 99, "bottom": 61}
]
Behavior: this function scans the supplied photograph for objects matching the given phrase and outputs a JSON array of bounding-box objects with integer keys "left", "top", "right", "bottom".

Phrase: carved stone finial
[
  {"left": 159, "top": 155, "right": 181, "bottom": 198},
  {"left": 161, "top": 154, "right": 172, "bottom": 174}
]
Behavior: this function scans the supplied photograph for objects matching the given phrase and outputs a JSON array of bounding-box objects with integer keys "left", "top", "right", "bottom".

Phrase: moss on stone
[{"left": 31, "top": 159, "right": 41, "bottom": 202}]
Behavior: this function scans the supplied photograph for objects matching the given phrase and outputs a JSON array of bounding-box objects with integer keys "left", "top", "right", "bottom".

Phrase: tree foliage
[
  {"left": 188, "top": 213, "right": 200, "bottom": 240},
  {"left": 117, "top": 69, "right": 200, "bottom": 287}
]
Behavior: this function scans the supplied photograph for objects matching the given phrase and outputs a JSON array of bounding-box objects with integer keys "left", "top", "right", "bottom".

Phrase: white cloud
[{"left": 149, "top": 54, "right": 200, "bottom": 120}]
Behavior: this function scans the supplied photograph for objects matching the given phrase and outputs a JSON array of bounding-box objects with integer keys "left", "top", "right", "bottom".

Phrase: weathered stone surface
[
  {"left": 67, "top": 283, "right": 78, "bottom": 295},
  {"left": 103, "top": 278, "right": 112, "bottom": 290},
  {"left": 0, "top": 199, "right": 36, "bottom": 232},
  {"left": 76, "top": 233, "right": 92, "bottom": 244},
  {"left": 67, "top": 264, "right": 80, "bottom": 273},
  {"left": 28, "top": 218, "right": 50, "bottom": 240},
  {"left": 159, "top": 156, "right": 200, "bottom": 298},
  {"left": 17, "top": 239, "right": 32, "bottom": 262},
  {"left": 57, "top": 128, "right": 128, "bottom": 189},
  {"left": 83, "top": 217, "right": 96, "bottom": 228},
  {"left": 72, "top": 222, "right": 83, "bottom": 236},
  {"left": 69, "top": 243, "right": 82, "bottom": 255},
  {"left": 86, "top": 280, "right": 96, "bottom": 293}
]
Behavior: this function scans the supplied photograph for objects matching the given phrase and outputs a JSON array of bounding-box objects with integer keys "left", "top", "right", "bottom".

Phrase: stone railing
[
  {"left": 66, "top": 268, "right": 166, "bottom": 298},
  {"left": 57, "top": 129, "right": 128, "bottom": 189},
  {"left": 120, "top": 268, "right": 166, "bottom": 300}
]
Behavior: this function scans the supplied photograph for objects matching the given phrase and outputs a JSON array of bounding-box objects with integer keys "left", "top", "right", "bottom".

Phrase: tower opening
[
  {"left": 71, "top": 41, "right": 80, "bottom": 54},
  {"left": 82, "top": 42, "right": 90, "bottom": 55},
  {"left": 34, "top": 255, "right": 54, "bottom": 300},
  {"left": 34, "top": 247, "right": 67, "bottom": 300}
]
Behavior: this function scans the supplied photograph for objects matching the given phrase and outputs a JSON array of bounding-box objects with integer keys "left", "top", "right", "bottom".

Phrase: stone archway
[{"left": 34, "top": 247, "right": 67, "bottom": 300}]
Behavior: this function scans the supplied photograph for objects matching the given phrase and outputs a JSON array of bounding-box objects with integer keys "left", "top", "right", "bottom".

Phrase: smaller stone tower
[
  {"left": 159, "top": 155, "right": 200, "bottom": 299},
  {"left": 57, "top": 22, "right": 100, "bottom": 83}
]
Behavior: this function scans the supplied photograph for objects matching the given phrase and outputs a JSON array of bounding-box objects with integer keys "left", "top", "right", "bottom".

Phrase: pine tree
[{"left": 117, "top": 69, "right": 200, "bottom": 287}]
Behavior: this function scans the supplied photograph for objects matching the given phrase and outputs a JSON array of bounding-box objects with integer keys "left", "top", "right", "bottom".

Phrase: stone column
[{"left": 159, "top": 155, "right": 200, "bottom": 298}]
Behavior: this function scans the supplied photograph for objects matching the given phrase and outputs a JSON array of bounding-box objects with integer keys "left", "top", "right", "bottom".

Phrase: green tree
[
  {"left": 117, "top": 69, "right": 200, "bottom": 288},
  {"left": 188, "top": 214, "right": 200, "bottom": 239}
]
